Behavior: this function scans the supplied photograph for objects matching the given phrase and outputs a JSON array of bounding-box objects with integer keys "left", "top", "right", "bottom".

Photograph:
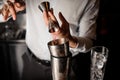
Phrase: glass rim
[
  {"left": 91, "top": 46, "right": 109, "bottom": 51},
  {"left": 91, "top": 46, "right": 109, "bottom": 56}
]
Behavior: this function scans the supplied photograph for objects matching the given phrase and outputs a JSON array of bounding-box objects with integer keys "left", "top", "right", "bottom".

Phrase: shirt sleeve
[{"left": 70, "top": 0, "right": 100, "bottom": 56}]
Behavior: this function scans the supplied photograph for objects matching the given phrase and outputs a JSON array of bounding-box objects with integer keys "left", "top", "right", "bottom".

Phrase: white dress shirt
[{"left": 0, "top": 0, "right": 99, "bottom": 60}]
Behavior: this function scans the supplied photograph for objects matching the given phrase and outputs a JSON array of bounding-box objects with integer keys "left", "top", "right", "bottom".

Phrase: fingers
[
  {"left": 43, "top": 8, "right": 56, "bottom": 25},
  {"left": 59, "top": 12, "right": 68, "bottom": 24},
  {"left": 1, "top": 1, "right": 16, "bottom": 21},
  {"left": 48, "top": 11, "right": 57, "bottom": 22},
  {"left": 50, "top": 8, "right": 54, "bottom": 15},
  {"left": 2, "top": 4, "right": 9, "bottom": 20},
  {"left": 43, "top": 10, "right": 49, "bottom": 25},
  {"left": 7, "top": 1, "right": 16, "bottom": 20}
]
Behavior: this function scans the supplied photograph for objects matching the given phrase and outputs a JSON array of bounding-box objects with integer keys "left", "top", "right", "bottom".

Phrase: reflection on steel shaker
[{"left": 48, "top": 38, "right": 72, "bottom": 80}]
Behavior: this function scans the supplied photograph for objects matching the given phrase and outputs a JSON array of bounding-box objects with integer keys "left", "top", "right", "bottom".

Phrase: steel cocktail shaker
[{"left": 48, "top": 38, "right": 72, "bottom": 80}]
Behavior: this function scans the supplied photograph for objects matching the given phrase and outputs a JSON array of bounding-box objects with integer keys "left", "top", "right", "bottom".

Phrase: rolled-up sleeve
[{"left": 70, "top": 0, "right": 100, "bottom": 56}]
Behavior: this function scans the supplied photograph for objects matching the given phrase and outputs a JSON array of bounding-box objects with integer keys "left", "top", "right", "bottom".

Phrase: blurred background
[
  {"left": 0, "top": 10, "right": 27, "bottom": 80},
  {"left": 0, "top": 0, "right": 116, "bottom": 80}
]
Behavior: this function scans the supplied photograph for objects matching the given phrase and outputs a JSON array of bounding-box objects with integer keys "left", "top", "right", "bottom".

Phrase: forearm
[
  {"left": 66, "top": 30, "right": 93, "bottom": 54},
  {"left": 68, "top": 21, "right": 96, "bottom": 56}
]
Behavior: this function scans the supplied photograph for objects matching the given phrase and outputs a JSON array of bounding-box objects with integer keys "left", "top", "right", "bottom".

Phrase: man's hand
[
  {"left": 43, "top": 10, "right": 78, "bottom": 48},
  {"left": 43, "top": 10, "right": 71, "bottom": 39},
  {"left": 1, "top": 0, "right": 25, "bottom": 21}
]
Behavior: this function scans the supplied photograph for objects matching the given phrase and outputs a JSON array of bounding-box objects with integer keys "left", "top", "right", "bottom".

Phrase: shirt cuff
[{"left": 70, "top": 41, "right": 80, "bottom": 57}]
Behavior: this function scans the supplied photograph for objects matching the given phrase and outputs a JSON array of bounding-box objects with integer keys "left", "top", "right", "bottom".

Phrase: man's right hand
[{"left": 1, "top": 0, "right": 25, "bottom": 21}]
